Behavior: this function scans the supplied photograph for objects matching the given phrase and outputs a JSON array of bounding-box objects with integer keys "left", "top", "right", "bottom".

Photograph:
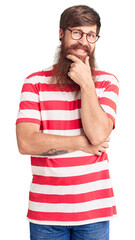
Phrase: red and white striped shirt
[{"left": 16, "top": 65, "right": 119, "bottom": 225}]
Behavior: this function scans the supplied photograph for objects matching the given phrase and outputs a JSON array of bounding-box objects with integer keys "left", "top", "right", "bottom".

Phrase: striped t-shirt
[{"left": 16, "top": 65, "right": 119, "bottom": 226}]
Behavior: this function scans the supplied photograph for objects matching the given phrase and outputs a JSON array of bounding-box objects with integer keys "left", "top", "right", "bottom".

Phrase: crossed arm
[
  {"left": 16, "top": 55, "right": 113, "bottom": 157},
  {"left": 16, "top": 122, "right": 109, "bottom": 157}
]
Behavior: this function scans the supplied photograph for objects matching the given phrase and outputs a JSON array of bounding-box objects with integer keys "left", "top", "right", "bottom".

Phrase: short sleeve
[
  {"left": 98, "top": 74, "right": 119, "bottom": 128},
  {"left": 16, "top": 76, "right": 41, "bottom": 125}
]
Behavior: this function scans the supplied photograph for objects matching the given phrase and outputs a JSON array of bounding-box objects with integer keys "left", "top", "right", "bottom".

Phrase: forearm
[
  {"left": 17, "top": 131, "right": 81, "bottom": 156},
  {"left": 66, "top": 54, "right": 113, "bottom": 145},
  {"left": 81, "top": 83, "right": 113, "bottom": 145},
  {"left": 29, "top": 132, "right": 83, "bottom": 156},
  {"left": 16, "top": 123, "right": 109, "bottom": 156}
]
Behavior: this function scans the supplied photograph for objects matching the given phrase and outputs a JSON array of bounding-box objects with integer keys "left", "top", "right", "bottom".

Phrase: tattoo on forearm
[{"left": 41, "top": 149, "right": 68, "bottom": 156}]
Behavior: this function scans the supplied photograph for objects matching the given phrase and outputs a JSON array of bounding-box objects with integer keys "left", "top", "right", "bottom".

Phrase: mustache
[{"left": 66, "top": 43, "right": 91, "bottom": 55}]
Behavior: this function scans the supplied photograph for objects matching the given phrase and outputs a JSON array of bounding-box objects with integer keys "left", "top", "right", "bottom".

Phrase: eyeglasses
[{"left": 66, "top": 28, "right": 100, "bottom": 44}]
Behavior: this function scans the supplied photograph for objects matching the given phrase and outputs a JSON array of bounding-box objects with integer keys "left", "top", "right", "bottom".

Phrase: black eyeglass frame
[{"left": 66, "top": 28, "right": 100, "bottom": 44}]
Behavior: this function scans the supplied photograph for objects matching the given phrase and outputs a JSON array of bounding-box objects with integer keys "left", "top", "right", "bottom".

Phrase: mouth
[
  {"left": 72, "top": 48, "right": 88, "bottom": 56},
  {"left": 65, "top": 43, "right": 91, "bottom": 61},
  {"left": 76, "top": 49, "right": 86, "bottom": 53}
]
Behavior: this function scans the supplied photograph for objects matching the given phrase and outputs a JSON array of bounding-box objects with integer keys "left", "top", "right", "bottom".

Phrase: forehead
[{"left": 69, "top": 25, "right": 97, "bottom": 33}]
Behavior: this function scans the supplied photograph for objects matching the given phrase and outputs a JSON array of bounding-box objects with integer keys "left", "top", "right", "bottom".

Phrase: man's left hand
[{"left": 66, "top": 54, "right": 93, "bottom": 87}]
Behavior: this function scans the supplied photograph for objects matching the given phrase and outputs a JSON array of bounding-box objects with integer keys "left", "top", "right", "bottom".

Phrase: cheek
[
  {"left": 64, "top": 40, "right": 76, "bottom": 49},
  {"left": 89, "top": 44, "right": 95, "bottom": 54},
  {"left": 63, "top": 32, "right": 74, "bottom": 45}
]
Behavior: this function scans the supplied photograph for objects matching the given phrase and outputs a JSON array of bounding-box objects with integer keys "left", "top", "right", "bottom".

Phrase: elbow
[
  {"left": 17, "top": 139, "right": 30, "bottom": 155},
  {"left": 88, "top": 134, "right": 108, "bottom": 146},
  {"left": 90, "top": 138, "right": 104, "bottom": 146},
  {"left": 18, "top": 146, "right": 27, "bottom": 155},
  {"left": 86, "top": 122, "right": 112, "bottom": 146}
]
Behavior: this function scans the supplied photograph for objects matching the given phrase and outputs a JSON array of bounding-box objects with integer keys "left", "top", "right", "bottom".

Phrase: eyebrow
[{"left": 72, "top": 28, "right": 96, "bottom": 35}]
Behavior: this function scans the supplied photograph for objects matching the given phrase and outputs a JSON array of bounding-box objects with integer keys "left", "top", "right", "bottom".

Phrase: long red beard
[{"left": 53, "top": 41, "right": 96, "bottom": 91}]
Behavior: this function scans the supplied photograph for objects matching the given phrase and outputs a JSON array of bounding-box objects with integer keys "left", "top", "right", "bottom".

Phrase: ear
[{"left": 59, "top": 28, "right": 64, "bottom": 41}]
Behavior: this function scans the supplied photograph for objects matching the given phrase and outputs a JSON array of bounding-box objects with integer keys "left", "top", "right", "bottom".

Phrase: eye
[
  {"left": 73, "top": 30, "right": 81, "bottom": 35},
  {"left": 88, "top": 33, "right": 94, "bottom": 38},
  {"left": 72, "top": 30, "right": 82, "bottom": 39}
]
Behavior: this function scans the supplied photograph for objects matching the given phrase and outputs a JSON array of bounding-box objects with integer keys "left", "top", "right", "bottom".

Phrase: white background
[{"left": 1, "top": 0, "right": 135, "bottom": 239}]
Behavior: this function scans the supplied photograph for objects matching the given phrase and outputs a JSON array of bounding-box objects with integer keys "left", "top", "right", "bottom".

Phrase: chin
[
  {"left": 74, "top": 54, "right": 87, "bottom": 62},
  {"left": 69, "top": 51, "right": 87, "bottom": 62}
]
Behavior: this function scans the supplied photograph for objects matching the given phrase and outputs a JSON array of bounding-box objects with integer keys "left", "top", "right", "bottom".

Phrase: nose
[{"left": 78, "top": 33, "right": 89, "bottom": 45}]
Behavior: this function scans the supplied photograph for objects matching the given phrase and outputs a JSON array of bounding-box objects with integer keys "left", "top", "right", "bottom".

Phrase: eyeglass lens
[{"left": 72, "top": 30, "right": 97, "bottom": 43}]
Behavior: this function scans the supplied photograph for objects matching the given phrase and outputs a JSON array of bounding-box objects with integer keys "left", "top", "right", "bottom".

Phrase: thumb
[{"left": 85, "top": 56, "right": 90, "bottom": 66}]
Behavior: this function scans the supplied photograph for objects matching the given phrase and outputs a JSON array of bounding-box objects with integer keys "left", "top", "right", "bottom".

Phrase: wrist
[
  {"left": 80, "top": 77, "right": 95, "bottom": 91},
  {"left": 77, "top": 135, "right": 90, "bottom": 151}
]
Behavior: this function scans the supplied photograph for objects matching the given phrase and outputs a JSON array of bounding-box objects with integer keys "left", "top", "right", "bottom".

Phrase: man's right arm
[{"left": 16, "top": 122, "right": 109, "bottom": 157}]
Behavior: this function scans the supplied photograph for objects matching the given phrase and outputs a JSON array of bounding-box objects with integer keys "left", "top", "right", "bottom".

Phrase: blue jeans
[{"left": 30, "top": 221, "right": 109, "bottom": 240}]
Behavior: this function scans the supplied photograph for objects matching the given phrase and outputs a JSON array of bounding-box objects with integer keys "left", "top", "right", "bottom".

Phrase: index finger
[
  {"left": 66, "top": 54, "right": 82, "bottom": 63},
  {"left": 105, "top": 137, "right": 110, "bottom": 142}
]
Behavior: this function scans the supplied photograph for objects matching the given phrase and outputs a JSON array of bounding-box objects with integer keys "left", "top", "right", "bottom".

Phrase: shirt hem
[{"left": 27, "top": 214, "right": 117, "bottom": 226}]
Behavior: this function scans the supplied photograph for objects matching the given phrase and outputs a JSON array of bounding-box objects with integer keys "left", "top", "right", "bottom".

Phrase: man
[{"left": 16, "top": 5, "right": 119, "bottom": 240}]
